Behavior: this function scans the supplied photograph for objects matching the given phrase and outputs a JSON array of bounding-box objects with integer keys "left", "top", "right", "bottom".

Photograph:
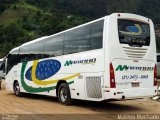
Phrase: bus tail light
[
  {"left": 110, "top": 63, "right": 116, "bottom": 88},
  {"left": 154, "top": 64, "right": 157, "bottom": 86}
]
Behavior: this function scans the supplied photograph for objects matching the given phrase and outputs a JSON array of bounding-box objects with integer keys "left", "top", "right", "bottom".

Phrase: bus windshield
[{"left": 118, "top": 19, "right": 150, "bottom": 46}]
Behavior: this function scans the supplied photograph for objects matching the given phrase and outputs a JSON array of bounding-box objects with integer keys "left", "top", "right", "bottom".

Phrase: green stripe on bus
[{"left": 68, "top": 81, "right": 74, "bottom": 85}]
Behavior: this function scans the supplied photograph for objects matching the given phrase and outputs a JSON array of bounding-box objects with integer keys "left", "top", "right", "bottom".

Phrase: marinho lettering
[
  {"left": 64, "top": 58, "right": 96, "bottom": 66},
  {"left": 116, "top": 65, "right": 154, "bottom": 71}
]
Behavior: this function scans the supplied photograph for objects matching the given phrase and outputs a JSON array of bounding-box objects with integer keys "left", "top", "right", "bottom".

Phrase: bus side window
[
  {"left": 90, "top": 20, "right": 104, "bottom": 49},
  {"left": 19, "top": 45, "right": 31, "bottom": 61},
  {"left": 64, "top": 25, "right": 90, "bottom": 54},
  {"left": 64, "top": 19, "right": 104, "bottom": 55},
  {"left": 31, "top": 40, "right": 45, "bottom": 60},
  {"left": 7, "top": 48, "right": 20, "bottom": 73},
  {"left": 44, "top": 35, "right": 64, "bottom": 57}
]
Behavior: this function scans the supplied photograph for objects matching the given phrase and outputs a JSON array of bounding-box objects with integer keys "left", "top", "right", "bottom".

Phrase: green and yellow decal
[{"left": 21, "top": 60, "right": 80, "bottom": 93}]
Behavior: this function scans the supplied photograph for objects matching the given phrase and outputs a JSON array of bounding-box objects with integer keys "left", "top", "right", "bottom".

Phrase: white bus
[{"left": 2, "top": 13, "right": 157, "bottom": 105}]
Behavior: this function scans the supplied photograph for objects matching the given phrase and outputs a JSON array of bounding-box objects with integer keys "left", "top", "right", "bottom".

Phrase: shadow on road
[
  {"left": 75, "top": 100, "right": 144, "bottom": 113},
  {"left": 7, "top": 92, "right": 145, "bottom": 113}
]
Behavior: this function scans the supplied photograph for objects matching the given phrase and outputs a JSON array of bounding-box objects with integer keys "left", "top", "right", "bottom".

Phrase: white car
[
  {"left": 0, "top": 59, "right": 3, "bottom": 66},
  {"left": 0, "top": 58, "right": 5, "bottom": 79}
]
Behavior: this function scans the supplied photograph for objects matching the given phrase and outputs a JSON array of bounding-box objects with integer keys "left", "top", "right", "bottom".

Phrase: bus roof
[
  {"left": 8, "top": 13, "right": 151, "bottom": 54},
  {"left": 21, "top": 36, "right": 50, "bottom": 47},
  {"left": 9, "top": 47, "right": 19, "bottom": 54},
  {"left": 19, "top": 16, "right": 105, "bottom": 47},
  {"left": 9, "top": 36, "right": 50, "bottom": 54}
]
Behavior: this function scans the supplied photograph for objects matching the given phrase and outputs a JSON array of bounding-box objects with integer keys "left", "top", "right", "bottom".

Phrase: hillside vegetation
[{"left": 0, "top": 0, "right": 160, "bottom": 57}]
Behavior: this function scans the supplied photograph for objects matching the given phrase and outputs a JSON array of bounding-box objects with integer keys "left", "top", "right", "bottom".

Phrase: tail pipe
[{"left": 122, "top": 95, "right": 125, "bottom": 100}]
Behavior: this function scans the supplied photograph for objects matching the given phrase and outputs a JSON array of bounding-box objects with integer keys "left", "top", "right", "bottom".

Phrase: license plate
[{"left": 131, "top": 82, "right": 140, "bottom": 87}]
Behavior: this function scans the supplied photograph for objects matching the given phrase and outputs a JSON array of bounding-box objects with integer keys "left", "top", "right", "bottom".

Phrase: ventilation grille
[
  {"left": 86, "top": 76, "right": 102, "bottom": 99},
  {"left": 123, "top": 47, "right": 147, "bottom": 59}
]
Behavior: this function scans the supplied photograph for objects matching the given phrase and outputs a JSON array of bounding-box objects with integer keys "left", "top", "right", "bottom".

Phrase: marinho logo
[
  {"left": 116, "top": 65, "right": 154, "bottom": 71},
  {"left": 64, "top": 58, "right": 96, "bottom": 66}
]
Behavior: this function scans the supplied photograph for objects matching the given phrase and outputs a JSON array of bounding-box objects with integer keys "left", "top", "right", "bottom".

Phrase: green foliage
[
  {"left": 0, "top": 22, "right": 30, "bottom": 57},
  {"left": 0, "top": 0, "right": 18, "bottom": 14},
  {"left": 0, "top": 0, "right": 160, "bottom": 57}
]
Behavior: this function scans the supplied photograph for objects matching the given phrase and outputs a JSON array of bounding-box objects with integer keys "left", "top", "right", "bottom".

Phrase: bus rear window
[{"left": 118, "top": 19, "right": 150, "bottom": 46}]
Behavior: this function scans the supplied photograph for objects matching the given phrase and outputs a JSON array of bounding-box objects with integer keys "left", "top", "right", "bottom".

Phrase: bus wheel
[
  {"left": 58, "top": 83, "right": 72, "bottom": 105},
  {"left": 14, "top": 82, "right": 22, "bottom": 97}
]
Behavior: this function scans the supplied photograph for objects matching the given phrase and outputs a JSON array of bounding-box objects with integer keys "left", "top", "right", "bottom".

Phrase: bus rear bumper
[{"left": 103, "top": 87, "right": 158, "bottom": 100}]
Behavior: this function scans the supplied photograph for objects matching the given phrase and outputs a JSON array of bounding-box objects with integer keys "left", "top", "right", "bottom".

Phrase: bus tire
[
  {"left": 13, "top": 81, "right": 22, "bottom": 97},
  {"left": 58, "top": 83, "right": 72, "bottom": 105}
]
